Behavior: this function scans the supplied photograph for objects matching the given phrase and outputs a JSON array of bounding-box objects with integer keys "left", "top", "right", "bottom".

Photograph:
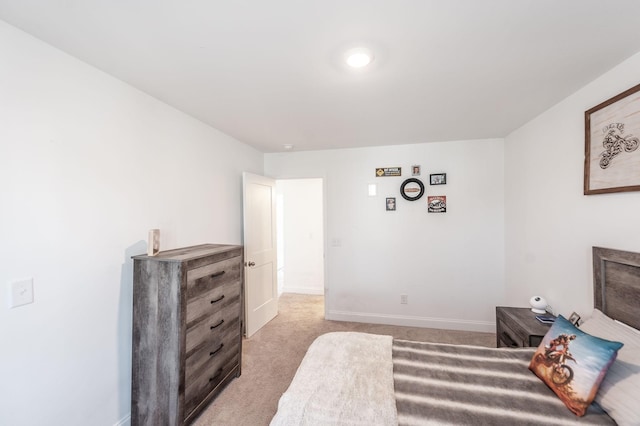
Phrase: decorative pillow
[
  {"left": 529, "top": 315, "right": 623, "bottom": 416},
  {"left": 579, "top": 309, "right": 640, "bottom": 426}
]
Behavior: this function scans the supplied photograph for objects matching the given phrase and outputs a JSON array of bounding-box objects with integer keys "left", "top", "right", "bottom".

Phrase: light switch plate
[{"left": 9, "top": 278, "right": 34, "bottom": 308}]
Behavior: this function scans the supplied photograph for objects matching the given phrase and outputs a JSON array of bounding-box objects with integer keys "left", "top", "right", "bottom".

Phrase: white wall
[
  {"left": 276, "top": 179, "right": 324, "bottom": 295},
  {"left": 266, "top": 139, "right": 505, "bottom": 332},
  {"left": 504, "top": 52, "right": 640, "bottom": 319},
  {"left": 0, "top": 21, "right": 263, "bottom": 426}
]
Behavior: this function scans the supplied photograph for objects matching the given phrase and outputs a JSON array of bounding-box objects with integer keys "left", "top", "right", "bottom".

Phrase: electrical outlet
[
  {"left": 400, "top": 294, "right": 408, "bottom": 304},
  {"left": 9, "top": 278, "right": 34, "bottom": 308}
]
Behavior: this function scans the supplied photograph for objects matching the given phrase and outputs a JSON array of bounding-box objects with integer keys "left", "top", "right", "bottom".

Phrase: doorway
[{"left": 275, "top": 178, "right": 325, "bottom": 299}]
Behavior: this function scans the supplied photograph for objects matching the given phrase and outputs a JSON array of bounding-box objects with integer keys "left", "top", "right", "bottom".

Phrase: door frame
[
  {"left": 271, "top": 174, "right": 328, "bottom": 320},
  {"left": 275, "top": 177, "right": 325, "bottom": 297}
]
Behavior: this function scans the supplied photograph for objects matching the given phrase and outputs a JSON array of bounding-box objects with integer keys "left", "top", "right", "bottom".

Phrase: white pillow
[{"left": 579, "top": 309, "right": 640, "bottom": 426}]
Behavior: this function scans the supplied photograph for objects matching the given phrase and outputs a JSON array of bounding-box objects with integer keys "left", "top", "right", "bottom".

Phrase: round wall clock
[{"left": 400, "top": 178, "right": 425, "bottom": 201}]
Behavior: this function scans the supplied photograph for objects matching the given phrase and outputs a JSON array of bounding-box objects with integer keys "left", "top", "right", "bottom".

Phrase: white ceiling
[{"left": 2, "top": 1, "right": 640, "bottom": 153}]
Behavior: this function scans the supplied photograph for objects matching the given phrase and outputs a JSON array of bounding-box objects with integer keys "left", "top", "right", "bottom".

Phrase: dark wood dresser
[
  {"left": 132, "top": 244, "right": 243, "bottom": 426},
  {"left": 496, "top": 306, "right": 554, "bottom": 348}
]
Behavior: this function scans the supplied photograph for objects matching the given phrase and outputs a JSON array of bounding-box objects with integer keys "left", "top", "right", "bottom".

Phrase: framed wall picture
[
  {"left": 430, "top": 173, "right": 447, "bottom": 185},
  {"left": 584, "top": 82, "right": 640, "bottom": 195},
  {"left": 376, "top": 167, "right": 401, "bottom": 177},
  {"left": 427, "top": 196, "right": 446, "bottom": 213},
  {"left": 411, "top": 165, "right": 421, "bottom": 176},
  {"left": 568, "top": 312, "right": 581, "bottom": 326},
  {"left": 400, "top": 178, "right": 425, "bottom": 201},
  {"left": 386, "top": 197, "right": 396, "bottom": 211}
]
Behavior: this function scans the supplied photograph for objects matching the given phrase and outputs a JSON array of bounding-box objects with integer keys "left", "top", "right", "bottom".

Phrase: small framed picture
[
  {"left": 385, "top": 197, "right": 396, "bottom": 211},
  {"left": 427, "top": 196, "right": 446, "bottom": 213},
  {"left": 430, "top": 173, "right": 447, "bottom": 185},
  {"left": 411, "top": 165, "right": 421, "bottom": 176},
  {"left": 568, "top": 312, "right": 581, "bottom": 326}
]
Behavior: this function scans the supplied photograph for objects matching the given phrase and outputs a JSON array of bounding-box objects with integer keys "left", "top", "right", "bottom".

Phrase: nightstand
[{"left": 496, "top": 306, "right": 554, "bottom": 348}]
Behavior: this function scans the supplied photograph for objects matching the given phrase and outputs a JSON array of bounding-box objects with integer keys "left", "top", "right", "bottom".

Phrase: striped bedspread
[{"left": 393, "top": 340, "right": 615, "bottom": 425}]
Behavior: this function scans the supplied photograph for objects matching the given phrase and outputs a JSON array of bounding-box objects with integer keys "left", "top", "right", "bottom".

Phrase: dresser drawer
[
  {"left": 186, "top": 256, "right": 241, "bottom": 300},
  {"left": 185, "top": 314, "right": 240, "bottom": 377},
  {"left": 184, "top": 333, "right": 240, "bottom": 414},
  {"left": 185, "top": 280, "right": 241, "bottom": 372},
  {"left": 184, "top": 353, "right": 239, "bottom": 418},
  {"left": 185, "top": 292, "right": 241, "bottom": 355},
  {"left": 186, "top": 277, "right": 241, "bottom": 330}
]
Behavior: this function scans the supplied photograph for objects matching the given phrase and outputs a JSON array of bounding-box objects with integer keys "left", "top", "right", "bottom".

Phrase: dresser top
[{"left": 132, "top": 243, "right": 241, "bottom": 262}]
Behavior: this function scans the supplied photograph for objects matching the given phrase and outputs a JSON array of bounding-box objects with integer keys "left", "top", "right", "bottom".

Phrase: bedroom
[{"left": 1, "top": 1, "right": 640, "bottom": 425}]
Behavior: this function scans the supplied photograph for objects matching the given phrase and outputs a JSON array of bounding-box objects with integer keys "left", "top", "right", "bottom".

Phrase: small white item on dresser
[
  {"left": 529, "top": 296, "right": 548, "bottom": 314},
  {"left": 147, "top": 229, "right": 160, "bottom": 256}
]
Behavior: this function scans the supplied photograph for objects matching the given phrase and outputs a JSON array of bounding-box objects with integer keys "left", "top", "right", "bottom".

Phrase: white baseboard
[
  {"left": 114, "top": 414, "right": 131, "bottom": 426},
  {"left": 282, "top": 287, "right": 324, "bottom": 295},
  {"left": 326, "top": 310, "right": 495, "bottom": 333}
]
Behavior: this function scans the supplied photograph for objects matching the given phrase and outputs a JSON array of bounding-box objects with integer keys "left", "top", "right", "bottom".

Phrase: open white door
[{"left": 242, "top": 172, "right": 278, "bottom": 337}]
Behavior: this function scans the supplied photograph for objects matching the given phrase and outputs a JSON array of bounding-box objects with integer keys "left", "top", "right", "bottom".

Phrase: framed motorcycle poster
[
  {"left": 584, "top": 82, "right": 640, "bottom": 195},
  {"left": 427, "top": 196, "right": 446, "bottom": 213}
]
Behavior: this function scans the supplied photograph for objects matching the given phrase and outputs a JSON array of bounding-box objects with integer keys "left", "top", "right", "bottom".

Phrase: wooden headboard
[{"left": 593, "top": 246, "right": 640, "bottom": 330}]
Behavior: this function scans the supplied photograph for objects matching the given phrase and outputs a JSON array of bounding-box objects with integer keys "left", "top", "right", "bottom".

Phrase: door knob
[{"left": 246, "top": 261, "right": 256, "bottom": 267}]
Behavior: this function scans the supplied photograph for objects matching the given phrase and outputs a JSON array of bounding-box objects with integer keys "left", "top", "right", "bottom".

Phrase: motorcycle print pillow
[{"left": 529, "top": 315, "right": 623, "bottom": 416}]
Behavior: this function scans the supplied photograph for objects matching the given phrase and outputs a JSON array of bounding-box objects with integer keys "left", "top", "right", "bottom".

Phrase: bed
[{"left": 270, "top": 247, "right": 640, "bottom": 425}]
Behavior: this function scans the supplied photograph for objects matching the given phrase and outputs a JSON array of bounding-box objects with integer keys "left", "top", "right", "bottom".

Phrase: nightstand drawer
[{"left": 497, "top": 318, "right": 523, "bottom": 348}]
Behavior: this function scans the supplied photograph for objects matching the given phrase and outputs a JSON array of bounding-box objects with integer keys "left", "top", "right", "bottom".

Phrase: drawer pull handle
[
  {"left": 209, "top": 343, "right": 224, "bottom": 357},
  {"left": 210, "top": 271, "right": 226, "bottom": 279},
  {"left": 208, "top": 368, "right": 223, "bottom": 382},
  {"left": 210, "top": 319, "right": 225, "bottom": 330},
  {"left": 210, "top": 295, "right": 225, "bottom": 304}
]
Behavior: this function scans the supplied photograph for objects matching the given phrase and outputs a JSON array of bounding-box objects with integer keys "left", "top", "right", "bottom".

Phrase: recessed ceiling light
[
  {"left": 345, "top": 48, "right": 374, "bottom": 68},
  {"left": 283, "top": 144, "right": 294, "bottom": 150}
]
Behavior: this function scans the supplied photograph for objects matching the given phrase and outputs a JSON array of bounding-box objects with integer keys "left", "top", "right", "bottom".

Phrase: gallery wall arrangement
[{"left": 375, "top": 165, "right": 448, "bottom": 213}]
